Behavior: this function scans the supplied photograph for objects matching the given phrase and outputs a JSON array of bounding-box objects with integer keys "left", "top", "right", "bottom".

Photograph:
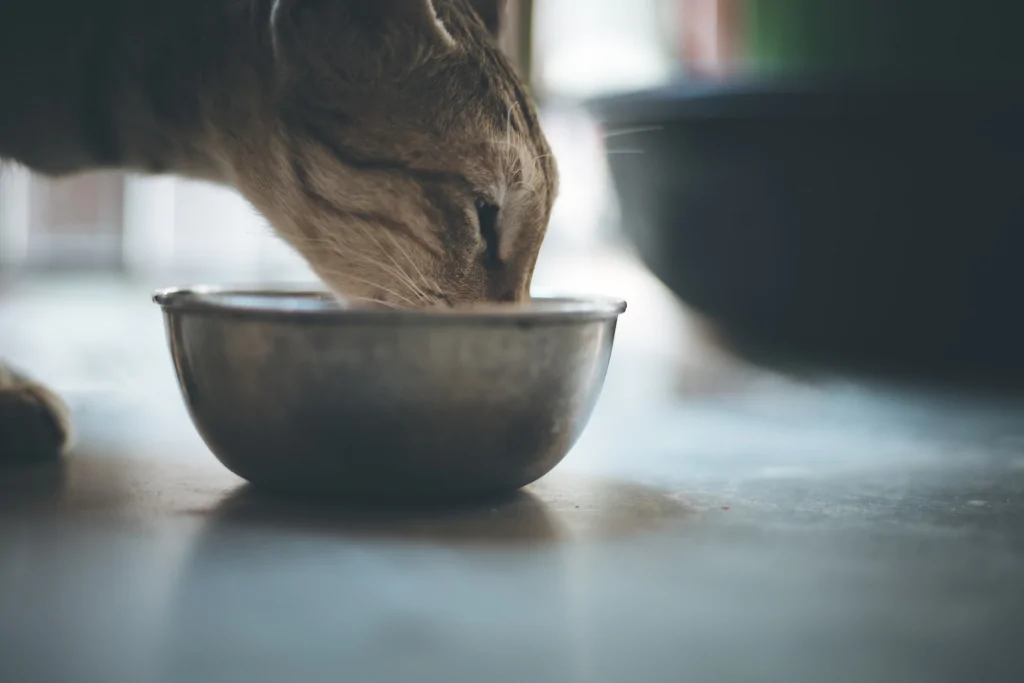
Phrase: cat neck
[{"left": 0, "top": 0, "right": 277, "bottom": 182}]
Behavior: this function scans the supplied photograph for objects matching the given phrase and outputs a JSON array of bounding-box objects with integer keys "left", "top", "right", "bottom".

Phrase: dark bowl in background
[{"left": 589, "top": 80, "right": 1024, "bottom": 380}]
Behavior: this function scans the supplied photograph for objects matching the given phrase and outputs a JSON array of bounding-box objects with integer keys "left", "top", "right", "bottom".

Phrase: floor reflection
[
  {"left": 207, "top": 484, "right": 562, "bottom": 546},
  {"left": 190, "top": 469, "right": 693, "bottom": 547},
  {"left": 149, "top": 471, "right": 694, "bottom": 683}
]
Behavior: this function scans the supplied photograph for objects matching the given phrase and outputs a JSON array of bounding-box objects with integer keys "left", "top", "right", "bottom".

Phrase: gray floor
[{"left": 3, "top": 257, "right": 1024, "bottom": 683}]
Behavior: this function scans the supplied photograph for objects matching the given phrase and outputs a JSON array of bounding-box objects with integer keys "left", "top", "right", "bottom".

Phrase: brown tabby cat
[{"left": 0, "top": 0, "right": 558, "bottom": 462}]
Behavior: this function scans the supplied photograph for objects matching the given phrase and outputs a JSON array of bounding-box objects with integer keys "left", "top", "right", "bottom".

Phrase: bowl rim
[
  {"left": 153, "top": 285, "right": 627, "bottom": 324},
  {"left": 587, "top": 78, "right": 1024, "bottom": 126}
]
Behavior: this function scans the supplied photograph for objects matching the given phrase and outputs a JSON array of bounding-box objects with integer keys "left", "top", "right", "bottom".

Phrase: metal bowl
[{"left": 153, "top": 286, "right": 627, "bottom": 502}]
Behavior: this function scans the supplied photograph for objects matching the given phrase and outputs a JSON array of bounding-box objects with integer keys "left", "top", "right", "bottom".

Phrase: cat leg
[{"left": 0, "top": 362, "right": 72, "bottom": 464}]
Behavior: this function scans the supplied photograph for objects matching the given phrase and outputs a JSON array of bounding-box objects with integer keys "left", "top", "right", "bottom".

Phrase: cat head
[{"left": 243, "top": 0, "right": 557, "bottom": 308}]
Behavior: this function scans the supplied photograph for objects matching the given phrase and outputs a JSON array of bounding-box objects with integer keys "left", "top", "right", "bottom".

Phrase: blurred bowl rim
[
  {"left": 586, "top": 78, "right": 1024, "bottom": 126},
  {"left": 153, "top": 285, "right": 627, "bottom": 325}
]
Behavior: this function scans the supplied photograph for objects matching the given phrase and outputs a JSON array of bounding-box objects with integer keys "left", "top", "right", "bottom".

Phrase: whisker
[
  {"left": 341, "top": 258, "right": 424, "bottom": 303},
  {"left": 302, "top": 230, "right": 431, "bottom": 305},
  {"left": 347, "top": 221, "right": 432, "bottom": 304},
  {"left": 376, "top": 226, "right": 434, "bottom": 302},
  {"left": 506, "top": 103, "right": 515, "bottom": 150},
  {"left": 329, "top": 272, "right": 420, "bottom": 309},
  {"left": 291, "top": 237, "right": 420, "bottom": 306},
  {"left": 512, "top": 181, "right": 539, "bottom": 197},
  {"left": 320, "top": 249, "right": 433, "bottom": 308},
  {"left": 349, "top": 297, "right": 403, "bottom": 310},
  {"left": 288, "top": 219, "right": 441, "bottom": 308},
  {"left": 602, "top": 125, "right": 663, "bottom": 139}
]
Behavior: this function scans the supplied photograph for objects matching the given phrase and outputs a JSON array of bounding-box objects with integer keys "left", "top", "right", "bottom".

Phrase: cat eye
[{"left": 475, "top": 197, "right": 502, "bottom": 270}]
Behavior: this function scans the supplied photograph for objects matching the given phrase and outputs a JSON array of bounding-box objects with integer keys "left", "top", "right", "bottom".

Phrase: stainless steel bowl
[{"left": 153, "top": 286, "right": 626, "bottom": 502}]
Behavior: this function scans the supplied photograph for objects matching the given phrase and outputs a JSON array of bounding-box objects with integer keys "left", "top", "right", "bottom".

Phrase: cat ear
[
  {"left": 271, "top": 0, "right": 456, "bottom": 79},
  {"left": 467, "top": 0, "right": 507, "bottom": 37}
]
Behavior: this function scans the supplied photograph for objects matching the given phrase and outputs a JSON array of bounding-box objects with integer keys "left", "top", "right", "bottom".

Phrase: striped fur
[
  {"left": 0, "top": 0, "right": 557, "bottom": 307},
  {"left": 0, "top": 0, "right": 556, "bottom": 462}
]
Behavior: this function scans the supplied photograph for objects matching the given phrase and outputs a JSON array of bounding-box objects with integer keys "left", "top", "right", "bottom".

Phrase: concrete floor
[{"left": 4, "top": 249, "right": 1024, "bottom": 683}]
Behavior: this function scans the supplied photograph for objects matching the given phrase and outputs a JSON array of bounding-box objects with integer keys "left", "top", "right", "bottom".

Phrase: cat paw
[{"left": 0, "top": 364, "right": 73, "bottom": 464}]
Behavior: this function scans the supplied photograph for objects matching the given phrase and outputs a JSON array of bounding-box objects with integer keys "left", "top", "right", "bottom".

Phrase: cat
[{"left": 0, "top": 0, "right": 558, "bottom": 463}]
